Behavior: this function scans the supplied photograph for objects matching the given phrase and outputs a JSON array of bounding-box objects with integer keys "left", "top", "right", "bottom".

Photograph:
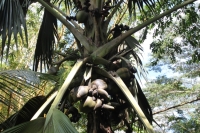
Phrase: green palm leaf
[
  {"left": 2, "top": 109, "right": 78, "bottom": 133},
  {"left": 0, "top": 70, "right": 43, "bottom": 103},
  {"left": 44, "top": 109, "right": 78, "bottom": 133},
  {"left": 31, "top": 91, "right": 58, "bottom": 120},
  {"left": 2, "top": 117, "right": 45, "bottom": 133}
]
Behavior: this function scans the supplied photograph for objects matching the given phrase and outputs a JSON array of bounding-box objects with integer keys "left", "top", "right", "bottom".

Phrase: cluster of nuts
[
  {"left": 69, "top": 79, "right": 115, "bottom": 113},
  {"left": 73, "top": 0, "right": 114, "bottom": 23}
]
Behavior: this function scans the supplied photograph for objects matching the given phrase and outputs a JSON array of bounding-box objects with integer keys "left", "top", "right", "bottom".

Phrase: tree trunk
[{"left": 87, "top": 110, "right": 114, "bottom": 133}]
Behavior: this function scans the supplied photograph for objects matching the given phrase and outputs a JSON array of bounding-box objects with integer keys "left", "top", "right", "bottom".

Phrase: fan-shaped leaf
[
  {"left": 125, "top": 36, "right": 143, "bottom": 50},
  {"left": 0, "top": 69, "right": 57, "bottom": 129},
  {"left": 127, "top": 0, "right": 159, "bottom": 18},
  {"left": 33, "top": 9, "right": 58, "bottom": 71},
  {"left": 3, "top": 110, "right": 77, "bottom": 133}
]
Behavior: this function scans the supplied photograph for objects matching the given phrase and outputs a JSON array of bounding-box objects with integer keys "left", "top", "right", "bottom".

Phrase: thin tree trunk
[{"left": 153, "top": 97, "right": 200, "bottom": 115}]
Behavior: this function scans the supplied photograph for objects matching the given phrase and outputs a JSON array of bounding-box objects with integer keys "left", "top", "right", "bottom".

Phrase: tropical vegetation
[{"left": 0, "top": 0, "right": 198, "bottom": 133}]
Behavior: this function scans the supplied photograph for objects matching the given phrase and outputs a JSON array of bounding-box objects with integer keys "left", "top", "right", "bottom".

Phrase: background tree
[
  {"left": 0, "top": 0, "right": 198, "bottom": 133},
  {"left": 169, "top": 108, "right": 200, "bottom": 133},
  {"left": 144, "top": 75, "right": 200, "bottom": 132},
  {"left": 140, "top": 1, "right": 200, "bottom": 132}
]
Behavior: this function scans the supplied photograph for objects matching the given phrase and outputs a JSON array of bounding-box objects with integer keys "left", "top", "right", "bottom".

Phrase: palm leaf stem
[
  {"left": 31, "top": 91, "right": 58, "bottom": 120},
  {"left": 92, "top": 0, "right": 197, "bottom": 58},
  {"left": 44, "top": 58, "right": 88, "bottom": 128},
  {"left": 36, "top": 0, "right": 96, "bottom": 53},
  {"left": 48, "top": 2, "right": 84, "bottom": 34}
]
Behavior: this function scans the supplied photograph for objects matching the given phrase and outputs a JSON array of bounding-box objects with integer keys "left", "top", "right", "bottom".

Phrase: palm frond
[
  {"left": 19, "top": 0, "right": 35, "bottom": 16},
  {"left": 127, "top": 0, "right": 159, "bottom": 18},
  {"left": 0, "top": 70, "right": 58, "bottom": 99},
  {"left": 0, "top": 0, "right": 28, "bottom": 59},
  {"left": 0, "top": 70, "right": 41, "bottom": 84},
  {"left": 1, "top": 117, "right": 45, "bottom": 133},
  {"left": 33, "top": 9, "right": 58, "bottom": 72},
  {"left": 2, "top": 109, "right": 78, "bottom": 133},
  {"left": 0, "top": 94, "right": 19, "bottom": 111},
  {"left": 31, "top": 91, "right": 58, "bottom": 120},
  {"left": 52, "top": 0, "right": 74, "bottom": 12},
  {"left": 0, "top": 70, "right": 57, "bottom": 130},
  {"left": 104, "top": 0, "right": 164, "bottom": 20},
  {"left": 125, "top": 36, "right": 143, "bottom": 51}
]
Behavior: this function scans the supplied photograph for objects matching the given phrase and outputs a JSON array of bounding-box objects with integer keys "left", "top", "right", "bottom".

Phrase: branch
[
  {"left": 153, "top": 97, "right": 200, "bottom": 115},
  {"left": 53, "top": 51, "right": 80, "bottom": 65},
  {"left": 36, "top": 0, "right": 96, "bottom": 53},
  {"left": 52, "top": 56, "right": 77, "bottom": 66},
  {"left": 92, "top": 0, "right": 197, "bottom": 57},
  {"left": 54, "top": 51, "right": 67, "bottom": 57}
]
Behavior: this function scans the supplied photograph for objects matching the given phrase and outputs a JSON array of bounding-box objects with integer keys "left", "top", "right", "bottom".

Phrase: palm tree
[{"left": 0, "top": 0, "right": 197, "bottom": 133}]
